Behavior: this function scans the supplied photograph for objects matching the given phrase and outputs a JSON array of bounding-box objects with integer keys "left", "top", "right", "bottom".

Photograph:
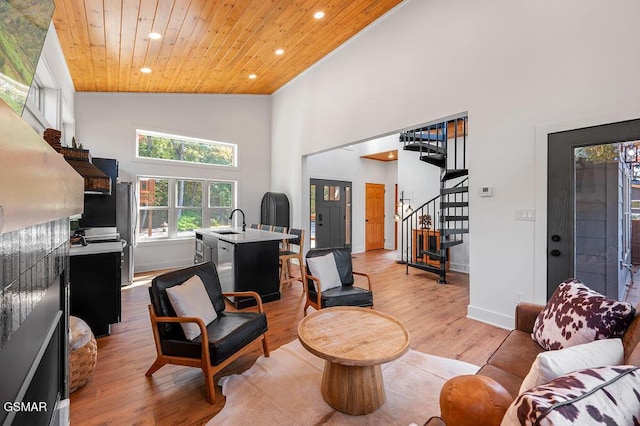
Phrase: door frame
[{"left": 534, "top": 114, "right": 640, "bottom": 303}]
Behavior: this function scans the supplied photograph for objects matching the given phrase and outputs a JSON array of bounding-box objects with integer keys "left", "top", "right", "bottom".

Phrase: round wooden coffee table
[{"left": 297, "top": 306, "right": 410, "bottom": 415}]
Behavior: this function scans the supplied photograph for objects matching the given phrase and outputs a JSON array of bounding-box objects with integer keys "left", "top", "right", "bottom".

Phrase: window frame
[
  {"left": 137, "top": 176, "right": 237, "bottom": 242},
  {"left": 135, "top": 129, "right": 238, "bottom": 168}
]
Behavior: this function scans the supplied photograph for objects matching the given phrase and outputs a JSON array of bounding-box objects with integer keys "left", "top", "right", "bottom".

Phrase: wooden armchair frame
[
  {"left": 303, "top": 270, "right": 374, "bottom": 315},
  {"left": 146, "top": 290, "right": 269, "bottom": 404}
]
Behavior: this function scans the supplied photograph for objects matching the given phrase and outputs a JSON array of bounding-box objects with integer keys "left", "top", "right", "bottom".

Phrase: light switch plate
[{"left": 515, "top": 208, "right": 535, "bottom": 221}]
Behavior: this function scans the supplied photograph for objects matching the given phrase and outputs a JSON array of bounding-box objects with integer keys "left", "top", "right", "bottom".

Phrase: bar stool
[{"left": 279, "top": 228, "right": 305, "bottom": 288}]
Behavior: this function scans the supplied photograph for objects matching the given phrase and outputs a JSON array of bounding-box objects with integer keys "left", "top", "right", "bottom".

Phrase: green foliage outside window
[
  {"left": 575, "top": 144, "right": 619, "bottom": 163},
  {"left": 137, "top": 132, "right": 234, "bottom": 166},
  {"left": 210, "top": 182, "right": 232, "bottom": 207},
  {"left": 177, "top": 209, "right": 202, "bottom": 232}
]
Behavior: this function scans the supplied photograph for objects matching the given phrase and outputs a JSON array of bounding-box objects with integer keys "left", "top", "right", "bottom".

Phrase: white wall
[
  {"left": 75, "top": 93, "right": 271, "bottom": 272},
  {"left": 271, "top": 0, "right": 640, "bottom": 328},
  {"left": 306, "top": 134, "right": 398, "bottom": 253}
]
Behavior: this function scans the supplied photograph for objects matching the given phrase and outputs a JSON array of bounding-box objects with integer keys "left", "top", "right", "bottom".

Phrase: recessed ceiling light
[
  {"left": 249, "top": 74, "right": 257, "bottom": 79},
  {"left": 140, "top": 67, "right": 152, "bottom": 73},
  {"left": 275, "top": 48, "right": 284, "bottom": 55},
  {"left": 148, "top": 32, "right": 162, "bottom": 40},
  {"left": 313, "top": 11, "right": 325, "bottom": 19}
]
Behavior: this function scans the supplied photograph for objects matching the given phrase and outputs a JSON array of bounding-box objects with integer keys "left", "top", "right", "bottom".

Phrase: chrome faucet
[{"left": 229, "top": 208, "right": 246, "bottom": 231}]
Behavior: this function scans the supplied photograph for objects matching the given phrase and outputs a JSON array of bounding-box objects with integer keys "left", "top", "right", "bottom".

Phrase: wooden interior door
[{"left": 365, "top": 183, "right": 385, "bottom": 251}]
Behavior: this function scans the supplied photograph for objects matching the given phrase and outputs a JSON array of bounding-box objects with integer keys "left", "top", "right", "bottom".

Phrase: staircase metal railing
[{"left": 399, "top": 178, "right": 468, "bottom": 283}]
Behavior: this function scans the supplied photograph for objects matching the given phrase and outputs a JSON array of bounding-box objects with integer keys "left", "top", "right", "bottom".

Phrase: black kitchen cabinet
[
  {"left": 217, "top": 239, "right": 280, "bottom": 309},
  {"left": 70, "top": 251, "right": 121, "bottom": 337}
]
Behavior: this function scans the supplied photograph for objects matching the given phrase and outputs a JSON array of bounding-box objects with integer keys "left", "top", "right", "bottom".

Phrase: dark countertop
[{"left": 195, "top": 227, "right": 295, "bottom": 244}]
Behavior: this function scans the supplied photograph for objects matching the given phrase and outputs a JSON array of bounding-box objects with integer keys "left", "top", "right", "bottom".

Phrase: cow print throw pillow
[
  {"left": 501, "top": 365, "right": 640, "bottom": 426},
  {"left": 531, "top": 278, "right": 635, "bottom": 351}
]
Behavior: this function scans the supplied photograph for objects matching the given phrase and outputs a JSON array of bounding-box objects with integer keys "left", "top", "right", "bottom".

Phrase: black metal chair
[
  {"left": 145, "top": 262, "right": 269, "bottom": 404},
  {"left": 303, "top": 247, "right": 374, "bottom": 316}
]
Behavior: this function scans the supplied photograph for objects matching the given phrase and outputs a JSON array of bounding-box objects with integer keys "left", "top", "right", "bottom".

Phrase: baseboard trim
[
  {"left": 449, "top": 262, "right": 469, "bottom": 273},
  {"left": 467, "top": 304, "right": 513, "bottom": 330}
]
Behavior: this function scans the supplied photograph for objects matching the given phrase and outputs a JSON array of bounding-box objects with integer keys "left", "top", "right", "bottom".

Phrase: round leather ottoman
[{"left": 69, "top": 316, "right": 97, "bottom": 393}]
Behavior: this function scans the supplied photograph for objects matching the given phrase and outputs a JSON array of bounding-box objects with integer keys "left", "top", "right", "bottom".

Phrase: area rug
[{"left": 208, "top": 339, "right": 478, "bottom": 425}]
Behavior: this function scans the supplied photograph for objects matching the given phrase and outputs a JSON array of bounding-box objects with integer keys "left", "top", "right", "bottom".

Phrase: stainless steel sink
[{"left": 215, "top": 230, "right": 240, "bottom": 235}]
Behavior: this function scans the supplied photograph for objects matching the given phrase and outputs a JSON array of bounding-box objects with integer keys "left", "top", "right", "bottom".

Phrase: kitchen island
[{"left": 195, "top": 228, "right": 295, "bottom": 308}]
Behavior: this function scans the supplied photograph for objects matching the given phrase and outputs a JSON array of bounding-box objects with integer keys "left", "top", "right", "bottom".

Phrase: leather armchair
[
  {"left": 145, "top": 262, "right": 269, "bottom": 403},
  {"left": 303, "top": 247, "right": 373, "bottom": 315}
]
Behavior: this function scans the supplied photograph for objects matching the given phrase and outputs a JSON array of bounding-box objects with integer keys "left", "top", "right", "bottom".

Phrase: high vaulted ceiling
[{"left": 52, "top": 0, "right": 403, "bottom": 94}]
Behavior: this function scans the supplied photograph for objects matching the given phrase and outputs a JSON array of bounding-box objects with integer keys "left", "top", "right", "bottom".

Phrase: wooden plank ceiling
[{"left": 52, "top": 0, "right": 403, "bottom": 94}]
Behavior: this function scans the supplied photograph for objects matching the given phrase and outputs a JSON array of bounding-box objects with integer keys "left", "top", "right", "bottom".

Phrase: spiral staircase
[{"left": 399, "top": 116, "right": 469, "bottom": 283}]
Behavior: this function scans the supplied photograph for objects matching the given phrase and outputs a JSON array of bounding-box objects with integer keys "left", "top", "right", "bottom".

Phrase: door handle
[
  {"left": 550, "top": 249, "right": 561, "bottom": 257},
  {"left": 551, "top": 234, "right": 561, "bottom": 242}
]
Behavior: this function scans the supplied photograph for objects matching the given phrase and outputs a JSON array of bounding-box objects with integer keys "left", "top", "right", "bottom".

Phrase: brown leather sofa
[{"left": 430, "top": 302, "right": 640, "bottom": 426}]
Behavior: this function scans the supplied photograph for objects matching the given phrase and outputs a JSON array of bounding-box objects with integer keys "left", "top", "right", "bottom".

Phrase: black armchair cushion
[
  {"left": 307, "top": 285, "right": 373, "bottom": 308},
  {"left": 161, "top": 311, "right": 268, "bottom": 366},
  {"left": 306, "top": 247, "right": 354, "bottom": 286}
]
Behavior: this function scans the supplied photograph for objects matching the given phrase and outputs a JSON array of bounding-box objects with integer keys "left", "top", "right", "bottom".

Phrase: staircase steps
[
  {"left": 441, "top": 240, "right": 465, "bottom": 249},
  {"left": 400, "top": 133, "right": 446, "bottom": 143},
  {"left": 402, "top": 141, "right": 447, "bottom": 154},
  {"left": 442, "top": 169, "right": 468, "bottom": 181},
  {"left": 442, "top": 215, "right": 469, "bottom": 222},
  {"left": 406, "top": 261, "right": 444, "bottom": 274},
  {"left": 422, "top": 250, "right": 445, "bottom": 261},
  {"left": 420, "top": 153, "right": 446, "bottom": 168},
  {"left": 441, "top": 186, "right": 468, "bottom": 195},
  {"left": 440, "top": 201, "right": 469, "bottom": 208}
]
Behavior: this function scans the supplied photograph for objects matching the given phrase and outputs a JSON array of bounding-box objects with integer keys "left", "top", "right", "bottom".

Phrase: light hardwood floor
[{"left": 69, "top": 249, "right": 510, "bottom": 425}]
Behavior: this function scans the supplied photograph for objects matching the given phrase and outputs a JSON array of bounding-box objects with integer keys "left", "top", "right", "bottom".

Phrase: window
[
  {"left": 136, "top": 129, "right": 236, "bottom": 167},
  {"left": 323, "top": 185, "right": 340, "bottom": 201},
  {"left": 138, "top": 177, "right": 236, "bottom": 241},
  {"left": 209, "top": 182, "right": 234, "bottom": 227}
]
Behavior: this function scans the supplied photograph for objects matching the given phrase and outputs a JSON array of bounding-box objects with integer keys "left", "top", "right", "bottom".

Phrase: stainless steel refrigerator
[{"left": 116, "top": 182, "right": 136, "bottom": 286}]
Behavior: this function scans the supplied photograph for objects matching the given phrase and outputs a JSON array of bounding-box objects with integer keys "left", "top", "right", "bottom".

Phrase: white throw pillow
[
  {"left": 306, "top": 252, "right": 342, "bottom": 292},
  {"left": 518, "top": 338, "right": 623, "bottom": 394},
  {"left": 166, "top": 274, "right": 217, "bottom": 340}
]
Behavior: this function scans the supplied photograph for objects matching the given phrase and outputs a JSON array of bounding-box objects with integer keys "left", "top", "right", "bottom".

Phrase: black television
[{"left": 0, "top": 0, "right": 55, "bottom": 116}]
